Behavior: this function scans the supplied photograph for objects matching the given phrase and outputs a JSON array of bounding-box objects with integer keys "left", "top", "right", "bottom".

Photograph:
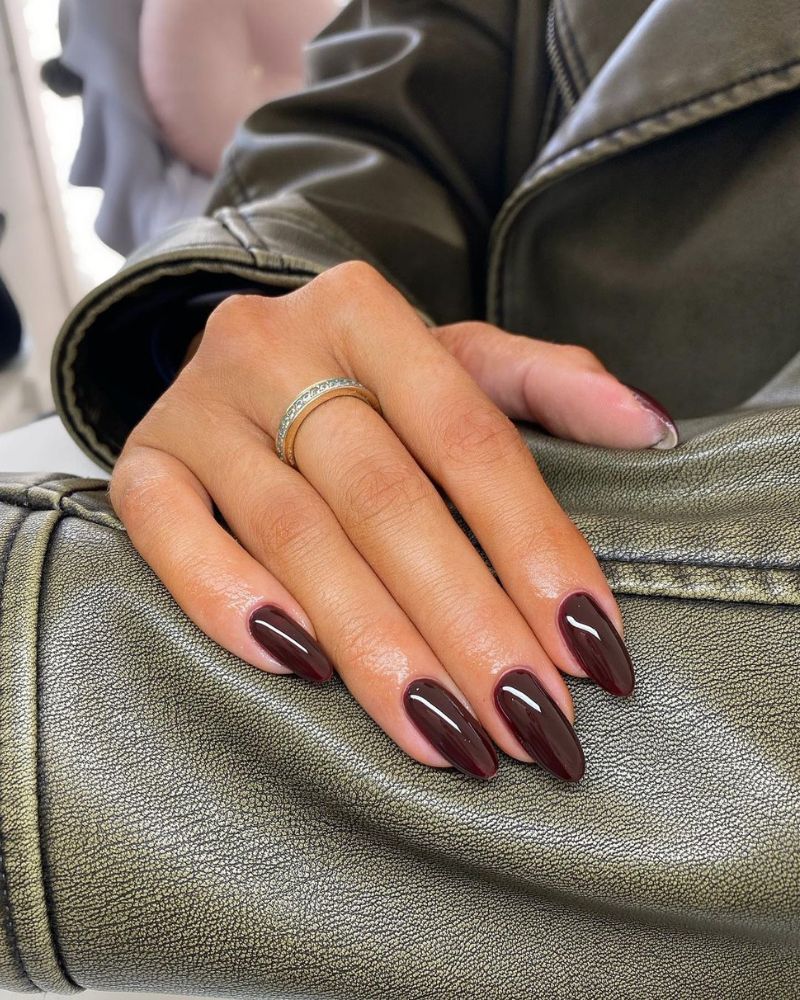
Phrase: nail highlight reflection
[
  {"left": 249, "top": 605, "right": 334, "bottom": 683},
  {"left": 494, "top": 668, "right": 585, "bottom": 782},
  {"left": 557, "top": 592, "right": 635, "bottom": 697},
  {"left": 404, "top": 678, "right": 498, "bottom": 780}
]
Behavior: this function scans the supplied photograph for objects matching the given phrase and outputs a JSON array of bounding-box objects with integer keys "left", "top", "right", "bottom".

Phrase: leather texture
[
  {"left": 5, "top": 0, "right": 796, "bottom": 994},
  {"left": 1, "top": 371, "right": 800, "bottom": 997}
]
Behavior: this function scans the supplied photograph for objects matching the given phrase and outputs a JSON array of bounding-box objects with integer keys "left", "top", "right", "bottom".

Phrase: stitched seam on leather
[
  {"left": 33, "top": 519, "right": 81, "bottom": 992},
  {"left": 601, "top": 559, "right": 800, "bottom": 606},
  {"left": 536, "top": 54, "right": 800, "bottom": 177},
  {"left": 595, "top": 551, "right": 800, "bottom": 572},
  {"left": 212, "top": 201, "right": 439, "bottom": 324},
  {"left": 4, "top": 483, "right": 799, "bottom": 592},
  {"left": 214, "top": 210, "right": 261, "bottom": 264},
  {"left": 0, "top": 508, "right": 37, "bottom": 990},
  {"left": 244, "top": 204, "right": 374, "bottom": 264},
  {"left": 447, "top": 503, "right": 800, "bottom": 603},
  {"left": 0, "top": 509, "right": 82, "bottom": 992},
  {"left": 488, "top": 56, "right": 800, "bottom": 325}
]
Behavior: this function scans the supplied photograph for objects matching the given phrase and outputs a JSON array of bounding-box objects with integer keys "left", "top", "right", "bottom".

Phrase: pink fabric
[{"left": 139, "top": 0, "right": 340, "bottom": 176}]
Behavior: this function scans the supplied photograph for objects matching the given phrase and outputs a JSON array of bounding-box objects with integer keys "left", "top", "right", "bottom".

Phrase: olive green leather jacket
[
  {"left": 2, "top": 0, "right": 798, "bottom": 997},
  {"left": 53, "top": 0, "right": 800, "bottom": 470}
]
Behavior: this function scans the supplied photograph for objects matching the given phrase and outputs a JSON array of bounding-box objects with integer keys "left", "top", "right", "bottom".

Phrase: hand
[{"left": 110, "top": 261, "right": 678, "bottom": 782}]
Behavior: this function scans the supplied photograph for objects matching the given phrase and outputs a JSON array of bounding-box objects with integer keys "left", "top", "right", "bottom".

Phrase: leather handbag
[{"left": 1, "top": 352, "right": 798, "bottom": 999}]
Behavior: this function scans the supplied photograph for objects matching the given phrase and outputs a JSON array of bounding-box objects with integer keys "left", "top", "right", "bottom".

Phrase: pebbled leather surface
[{"left": 0, "top": 382, "right": 799, "bottom": 996}]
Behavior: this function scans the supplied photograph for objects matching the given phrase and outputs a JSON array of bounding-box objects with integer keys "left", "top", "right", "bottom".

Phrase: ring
[{"left": 275, "top": 377, "right": 383, "bottom": 468}]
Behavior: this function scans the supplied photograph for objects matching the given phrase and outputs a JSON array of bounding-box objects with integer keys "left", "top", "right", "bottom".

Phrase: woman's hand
[{"left": 110, "top": 261, "right": 678, "bottom": 782}]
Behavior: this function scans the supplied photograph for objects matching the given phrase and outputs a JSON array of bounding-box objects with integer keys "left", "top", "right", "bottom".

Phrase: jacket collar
[{"left": 530, "top": 0, "right": 800, "bottom": 185}]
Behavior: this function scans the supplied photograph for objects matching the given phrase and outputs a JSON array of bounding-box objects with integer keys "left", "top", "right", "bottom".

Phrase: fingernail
[
  {"left": 249, "top": 605, "right": 334, "bottom": 683},
  {"left": 493, "top": 668, "right": 585, "bottom": 782},
  {"left": 557, "top": 592, "right": 635, "bottom": 697},
  {"left": 623, "top": 382, "right": 680, "bottom": 449},
  {"left": 403, "top": 678, "right": 498, "bottom": 780}
]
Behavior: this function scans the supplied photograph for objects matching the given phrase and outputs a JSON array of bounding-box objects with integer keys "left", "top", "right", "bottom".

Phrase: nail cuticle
[
  {"left": 557, "top": 591, "right": 635, "bottom": 697},
  {"left": 493, "top": 667, "right": 585, "bottom": 782},
  {"left": 248, "top": 604, "right": 333, "bottom": 683},
  {"left": 403, "top": 678, "right": 498, "bottom": 780}
]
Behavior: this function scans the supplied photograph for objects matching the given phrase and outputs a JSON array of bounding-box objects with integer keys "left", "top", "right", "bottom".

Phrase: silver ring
[{"left": 275, "top": 377, "right": 382, "bottom": 468}]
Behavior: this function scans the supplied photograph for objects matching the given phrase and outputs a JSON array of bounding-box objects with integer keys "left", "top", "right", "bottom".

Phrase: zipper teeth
[{"left": 545, "top": 0, "right": 578, "bottom": 112}]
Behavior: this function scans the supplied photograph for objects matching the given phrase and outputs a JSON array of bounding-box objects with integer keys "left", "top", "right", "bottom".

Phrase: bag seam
[
  {"left": 0, "top": 507, "right": 37, "bottom": 991},
  {"left": 33, "top": 518, "right": 81, "bottom": 991},
  {"left": 2, "top": 484, "right": 798, "bottom": 587}
]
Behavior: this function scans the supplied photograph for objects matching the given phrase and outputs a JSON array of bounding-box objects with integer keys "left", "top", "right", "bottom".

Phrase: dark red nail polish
[
  {"left": 493, "top": 668, "right": 585, "bottom": 782},
  {"left": 403, "top": 679, "right": 498, "bottom": 780},
  {"left": 557, "top": 592, "right": 635, "bottom": 697},
  {"left": 623, "top": 382, "right": 680, "bottom": 448},
  {"left": 249, "top": 605, "right": 333, "bottom": 683}
]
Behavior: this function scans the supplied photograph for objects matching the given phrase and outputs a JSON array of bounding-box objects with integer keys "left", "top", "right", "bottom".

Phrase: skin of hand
[{"left": 110, "top": 261, "right": 679, "bottom": 783}]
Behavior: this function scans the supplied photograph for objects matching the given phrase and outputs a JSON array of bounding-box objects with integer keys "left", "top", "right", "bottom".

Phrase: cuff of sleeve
[{"left": 52, "top": 195, "right": 436, "bottom": 473}]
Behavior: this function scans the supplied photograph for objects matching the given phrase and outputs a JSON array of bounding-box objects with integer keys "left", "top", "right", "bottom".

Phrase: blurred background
[{"left": 0, "top": 0, "right": 342, "bottom": 435}]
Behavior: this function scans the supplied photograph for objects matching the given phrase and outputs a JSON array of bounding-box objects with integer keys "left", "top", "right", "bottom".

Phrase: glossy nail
[
  {"left": 404, "top": 678, "right": 498, "bottom": 780},
  {"left": 558, "top": 592, "right": 635, "bottom": 697},
  {"left": 623, "top": 382, "right": 680, "bottom": 449},
  {"left": 493, "top": 668, "right": 585, "bottom": 782},
  {"left": 249, "top": 605, "right": 334, "bottom": 683}
]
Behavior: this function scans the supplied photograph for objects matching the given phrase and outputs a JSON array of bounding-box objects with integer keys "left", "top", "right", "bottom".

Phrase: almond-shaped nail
[
  {"left": 404, "top": 678, "right": 498, "bottom": 780},
  {"left": 623, "top": 382, "right": 680, "bottom": 449},
  {"left": 493, "top": 668, "right": 585, "bottom": 782},
  {"left": 557, "top": 592, "right": 635, "bottom": 697},
  {"left": 249, "top": 605, "right": 333, "bottom": 683}
]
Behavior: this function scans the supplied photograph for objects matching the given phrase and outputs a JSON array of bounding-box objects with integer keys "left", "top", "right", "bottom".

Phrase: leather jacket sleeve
[{"left": 51, "top": 0, "right": 521, "bottom": 473}]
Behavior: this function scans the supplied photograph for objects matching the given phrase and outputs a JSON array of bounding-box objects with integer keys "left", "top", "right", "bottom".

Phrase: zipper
[
  {"left": 485, "top": 0, "right": 581, "bottom": 324},
  {"left": 545, "top": 0, "right": 579, "bottom": 115}
]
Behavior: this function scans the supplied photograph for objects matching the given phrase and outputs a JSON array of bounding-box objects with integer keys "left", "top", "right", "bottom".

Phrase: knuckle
[
  {"left": 310, "top": 261, "right": 394, "bottom": 335},
  {"left": 436, "top": 399, "right": 524, "bottom": 469},
  {"left": 333, "top": 616, "right": 387, "bottom": 676},
  {"left": 255, "top": 488, "right": 326, "bottom": 560},
  {"left": 199, "top": 293, "right": 275, "bottom": 365},
  {"left": 341, "top": 457, "right": 430, "bottom": 529},
  {"left": 559, "top": 342, "right": 603, "bottom": 370},
  {"left": 206, "top": 292, "right": 269, "bottom": 331},
  {"left": 317, "top": 260, "right": 387, "bottom": 296},
  {"left": 109, "top": 452, "right": 171, "bottom": 530}
]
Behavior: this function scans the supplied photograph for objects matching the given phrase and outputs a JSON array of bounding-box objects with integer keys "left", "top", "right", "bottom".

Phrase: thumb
[{"left": 431, "top": 321, "right": 679, "bottom": 450}]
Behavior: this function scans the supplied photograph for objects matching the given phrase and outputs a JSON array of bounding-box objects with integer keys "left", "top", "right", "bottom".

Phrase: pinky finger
[{"left": 109, "top": 443, "right": 333, "bottom": 683}]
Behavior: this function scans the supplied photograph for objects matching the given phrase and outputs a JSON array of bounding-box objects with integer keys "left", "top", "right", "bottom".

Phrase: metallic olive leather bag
[{"left": 1, "top": 355, "right": 799, "bottom": 999}]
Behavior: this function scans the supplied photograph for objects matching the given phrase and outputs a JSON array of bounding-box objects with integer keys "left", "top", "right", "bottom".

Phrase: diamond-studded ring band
[{"left": 275, "top": 377, "right": 383, "bottom": 468}]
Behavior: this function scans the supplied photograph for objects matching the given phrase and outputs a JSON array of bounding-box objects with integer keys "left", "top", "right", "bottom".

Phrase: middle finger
[{"left": 288, "top": 393, "right": 586, "bottom": 779}]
